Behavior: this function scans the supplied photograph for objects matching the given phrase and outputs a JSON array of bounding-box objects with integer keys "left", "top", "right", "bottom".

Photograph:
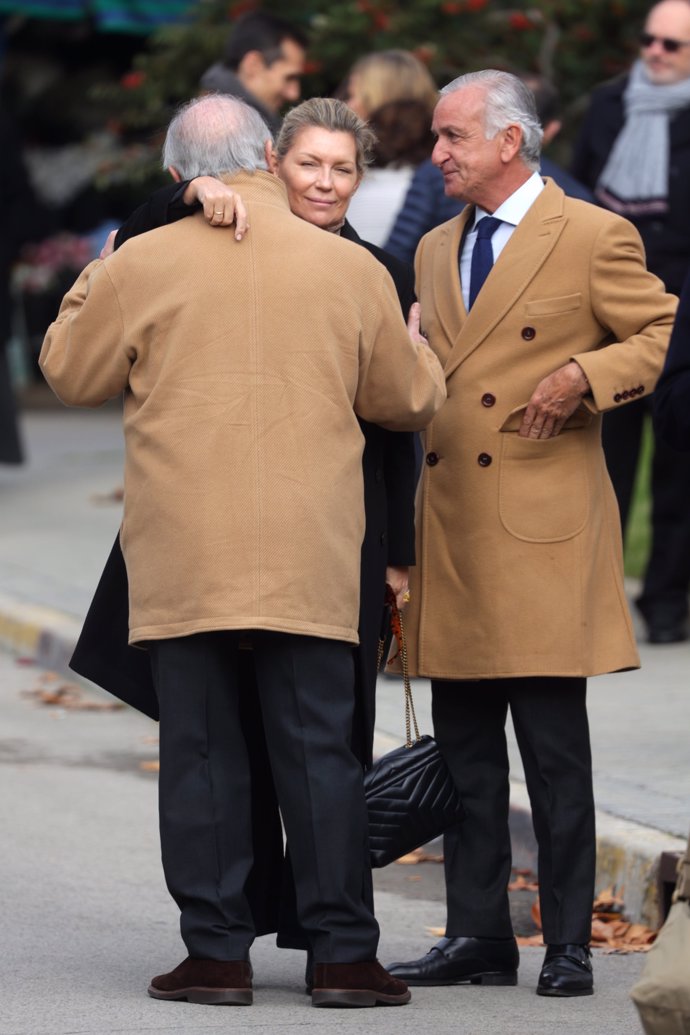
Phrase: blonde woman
[{"left": 343, "top": 50, "right": 438, "bottom": 245}]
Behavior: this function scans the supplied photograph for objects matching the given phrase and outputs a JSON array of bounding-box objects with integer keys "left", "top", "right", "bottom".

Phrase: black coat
[
  {"left": 654, "top": 269, "right": 690, "bottom": 450},
  {"left": 571, "top": 75, "right": 690, "bottom": 293}
]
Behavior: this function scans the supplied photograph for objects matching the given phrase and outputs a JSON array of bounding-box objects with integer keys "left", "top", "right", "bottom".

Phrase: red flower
[
  {"left": 121, "top": 70, "right": 145, "bottom": 90},
  {"left": 509, "top": 12, "right": 532, "bottom": 29},
  {"left": 373, "top": 11, "right": 390, "bottom": 29},
  {"left": 229, "top": 0, "right": 258, "bottom": 16},
  {"left": 466, "top": 0, "right": 488, "bottom": 9},
  {"left": 441, "top": 2, "right": 462, "bottom": 13},
  {"left": 413, "top": 45, "right": 435, "bottom": 64}
]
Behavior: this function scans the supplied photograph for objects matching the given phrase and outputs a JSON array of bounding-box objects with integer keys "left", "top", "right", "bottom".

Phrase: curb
[
  {"left": 507, "top": 780, "right": 686, "bottom": 929},
  {"left": 2, "top": 591, "right": 684, "bottom": 929},
  {"left": 0, "top": 592, "right": 82, "bottom": 674}
]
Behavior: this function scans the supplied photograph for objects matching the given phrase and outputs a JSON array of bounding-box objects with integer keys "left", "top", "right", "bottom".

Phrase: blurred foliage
[{"left": 92, "top": 0, "right": 651, "bottom": 193}]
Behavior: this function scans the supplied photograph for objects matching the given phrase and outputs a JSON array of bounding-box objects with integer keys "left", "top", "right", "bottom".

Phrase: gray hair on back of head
[
  {"left": 440, "top": 70, "right": 543, "bottom": 171},
  {"left": 162, "top": 94, "right": 271, "bottom": 179}
]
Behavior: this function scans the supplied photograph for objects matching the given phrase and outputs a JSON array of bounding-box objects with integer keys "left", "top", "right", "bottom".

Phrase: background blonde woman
[{"left": 343, "top": 50, "right": 438, "bottom": 245}]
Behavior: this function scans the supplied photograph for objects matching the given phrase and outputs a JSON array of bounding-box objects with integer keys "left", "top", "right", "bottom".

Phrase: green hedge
[{"left": 93, "top": 0, "right": 650, "bottom": 191}]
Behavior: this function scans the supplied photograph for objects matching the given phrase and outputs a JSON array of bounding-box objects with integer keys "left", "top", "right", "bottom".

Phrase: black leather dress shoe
[
  {"left": 647, "top": 617, "right": 688, "bottom": 644},
  {"left": 537, "top": 943, "right": 593, "bottom": 997},
  {"left": 638, "top": 601, "right": 689, "bottom": 645},
  {"left": 386, "top": 936, "right": 519, "bottom": 986}
]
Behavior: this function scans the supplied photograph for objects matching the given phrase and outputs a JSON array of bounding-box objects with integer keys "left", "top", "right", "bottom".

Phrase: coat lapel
[
  {"left": 428, "top": 207, "right": 471, "bottom": 361},
  {"left": 443, "top": 179, "right": 568, "bottom": 380}
]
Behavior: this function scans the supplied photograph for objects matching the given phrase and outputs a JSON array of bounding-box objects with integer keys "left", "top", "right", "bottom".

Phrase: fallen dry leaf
[
  {"left": 593, "top": 885, "right": 626, "bottom": 912},
  {"left": 508, "top": 874, "right": 539, "bottom": 892},
  {"left": 395, "top": 847, "right": 444, "bottom": 865},
  {"left": 22, "top": 680, "right": 124, "bottom": 711},
  {"left": 90, "top": 487, "right": 124, "bottom": 505},
  {"left": 427, "top": 927, "right": 446, "bottom": 938}
]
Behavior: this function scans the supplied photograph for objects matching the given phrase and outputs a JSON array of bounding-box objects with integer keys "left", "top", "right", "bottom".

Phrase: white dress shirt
[{"left": 459, "top": 172, "right": 545, "bottom": 310}]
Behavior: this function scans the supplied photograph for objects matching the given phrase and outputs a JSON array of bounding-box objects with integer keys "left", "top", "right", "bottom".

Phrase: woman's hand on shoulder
[
  {"left": 407, "top": 302, "right": 429, "bottom": 348},
  {"left": 183, "top": 176, "right": 249, "bottom": 240}
]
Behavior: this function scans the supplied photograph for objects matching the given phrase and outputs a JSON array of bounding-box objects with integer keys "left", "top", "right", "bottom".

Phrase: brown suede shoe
[
  {"left": 148, "top": 957, "right": 252, "bottom": 1005},
  {"left": 311, "top": 960, "right": 411, "bottom": 1007}
]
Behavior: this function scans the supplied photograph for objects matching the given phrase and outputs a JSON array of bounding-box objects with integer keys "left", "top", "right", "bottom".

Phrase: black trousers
[
  {"left": 149, "top": 631, "right": 379, "bottom": 963},
  {"left": 431, "top": 676, "right": 595, "bottom": 945},
  {"left": 603, "top": 400, "right": 690, "bottom": 624}
]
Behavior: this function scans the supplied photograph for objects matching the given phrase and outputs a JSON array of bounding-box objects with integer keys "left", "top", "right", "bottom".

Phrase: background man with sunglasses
[{"left": 572, "top": 0, "right": 690, "bottom": 646}]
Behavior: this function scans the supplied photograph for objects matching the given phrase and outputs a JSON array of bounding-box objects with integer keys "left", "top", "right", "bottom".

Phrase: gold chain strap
[
  {"left": 378, "top": 598, "right": 421, "bottom": 750},
  {"left": 398, "top": 610, "right": 421, "bottom": 748}
]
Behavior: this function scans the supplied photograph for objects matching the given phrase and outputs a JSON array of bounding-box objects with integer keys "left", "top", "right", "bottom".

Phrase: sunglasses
[{"left": 640, "top": 31, "right": 690, "bottom": 53}]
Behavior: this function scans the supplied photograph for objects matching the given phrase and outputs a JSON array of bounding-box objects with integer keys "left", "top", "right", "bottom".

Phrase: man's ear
[
  {"left": 238, "top": 49, "right": 267, "bottom": 83},
  {"left": 167, "top": 166, "right": 182, "bottom": 183},
  {"left": 265, "top": 140, "right": 279, "bottom": 174},
  {"left": 500, "top": 124, "right": 523, "bottom": 163}
]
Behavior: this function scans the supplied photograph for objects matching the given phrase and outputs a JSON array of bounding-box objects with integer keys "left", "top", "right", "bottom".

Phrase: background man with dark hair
[{"left": 200, "top": 11, "right": 307, "bottom": 133}]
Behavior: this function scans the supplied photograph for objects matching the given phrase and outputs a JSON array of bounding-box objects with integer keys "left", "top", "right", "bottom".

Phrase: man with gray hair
[
  {"left": 385, "top": 69, "right": 675, "bottom": 997},
  {"left": 39, "top": 94, "right": 446, "bottom": 1009}
]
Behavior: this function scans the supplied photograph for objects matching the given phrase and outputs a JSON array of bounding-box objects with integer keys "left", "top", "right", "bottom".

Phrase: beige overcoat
[
  {"left": 405, "top": 178, "right": 677, "bottom": 679},
  {"left": 40, "top": 172, "right": 446, "bottom": 645}
]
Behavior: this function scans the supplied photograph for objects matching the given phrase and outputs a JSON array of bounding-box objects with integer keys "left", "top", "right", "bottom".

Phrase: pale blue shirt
[{"left": 459, "top": 172, "right": 545, "bottom": 310}]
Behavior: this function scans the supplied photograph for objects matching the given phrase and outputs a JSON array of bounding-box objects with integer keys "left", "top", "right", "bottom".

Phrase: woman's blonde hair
[
  {"left": 348, "top": 50, "right": 438, "bottom": 120},
  {"left": 274, "top": 97, "right": 376, "bottom": 176}
]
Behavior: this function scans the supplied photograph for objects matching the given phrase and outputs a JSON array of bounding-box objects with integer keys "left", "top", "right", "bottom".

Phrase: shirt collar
[{"left": 472, "top": 171, "right": 545, "bottom": 230}]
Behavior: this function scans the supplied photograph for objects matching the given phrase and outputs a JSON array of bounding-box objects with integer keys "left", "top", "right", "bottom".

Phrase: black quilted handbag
[{"left": 365, "top": 599, "right": 464, "bottom": 868}]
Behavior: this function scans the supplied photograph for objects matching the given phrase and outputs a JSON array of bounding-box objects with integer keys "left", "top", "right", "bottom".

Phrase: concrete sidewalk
[
  {"left": 0, "top": 648, "right": 647, "bottom": 1035},
  {"left": 1, "top": 402, "right": 688, "bottom": 928}
]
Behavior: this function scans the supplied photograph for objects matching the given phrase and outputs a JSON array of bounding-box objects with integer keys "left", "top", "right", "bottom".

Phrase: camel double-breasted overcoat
[
  {"left": 40, "top": 172, "right": 445, "bottom": 646},
  {"left": 405, "top": 178, "right": 677, "bottom": 679}
]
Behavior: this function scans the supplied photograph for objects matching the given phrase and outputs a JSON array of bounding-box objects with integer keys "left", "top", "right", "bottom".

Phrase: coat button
[
  {"left": 375, "top": 467, "right": 384, "bottom": 483},
  {"left": 521, "top": 326, "right": 536, "bottom": 340},
  {"left": 478, "top": 452, "right": 492, "bottom": 467},
  {"left": 622, "top": 390, "right": 630, "bottom": 400},
  {"left": 639, "top": 385, "right": 645, "bottom": 394},
  {"left": 614, "top": 393, "right": 622, "bottom": 403},
  {"left": 426, "top": 451, "right": 439, "bottom": 466},
  {"left": 380, "top": 532, "right": 386, "bottom": 545},
  {"left": 481, "top": 393, "right": 496, "bottom": 407}
]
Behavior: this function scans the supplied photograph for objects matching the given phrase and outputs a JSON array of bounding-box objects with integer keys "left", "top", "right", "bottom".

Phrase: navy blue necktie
[{"left": 468, "top": 216, "right": 502, "bottom": 308}]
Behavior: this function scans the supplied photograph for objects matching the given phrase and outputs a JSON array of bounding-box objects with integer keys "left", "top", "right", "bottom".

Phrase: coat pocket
[
  {"left": 498, "top": 431, "right": 589, "bottom": 543},
  {"left": 524, "top": 293, "right": 582, "bottom": 317}
]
